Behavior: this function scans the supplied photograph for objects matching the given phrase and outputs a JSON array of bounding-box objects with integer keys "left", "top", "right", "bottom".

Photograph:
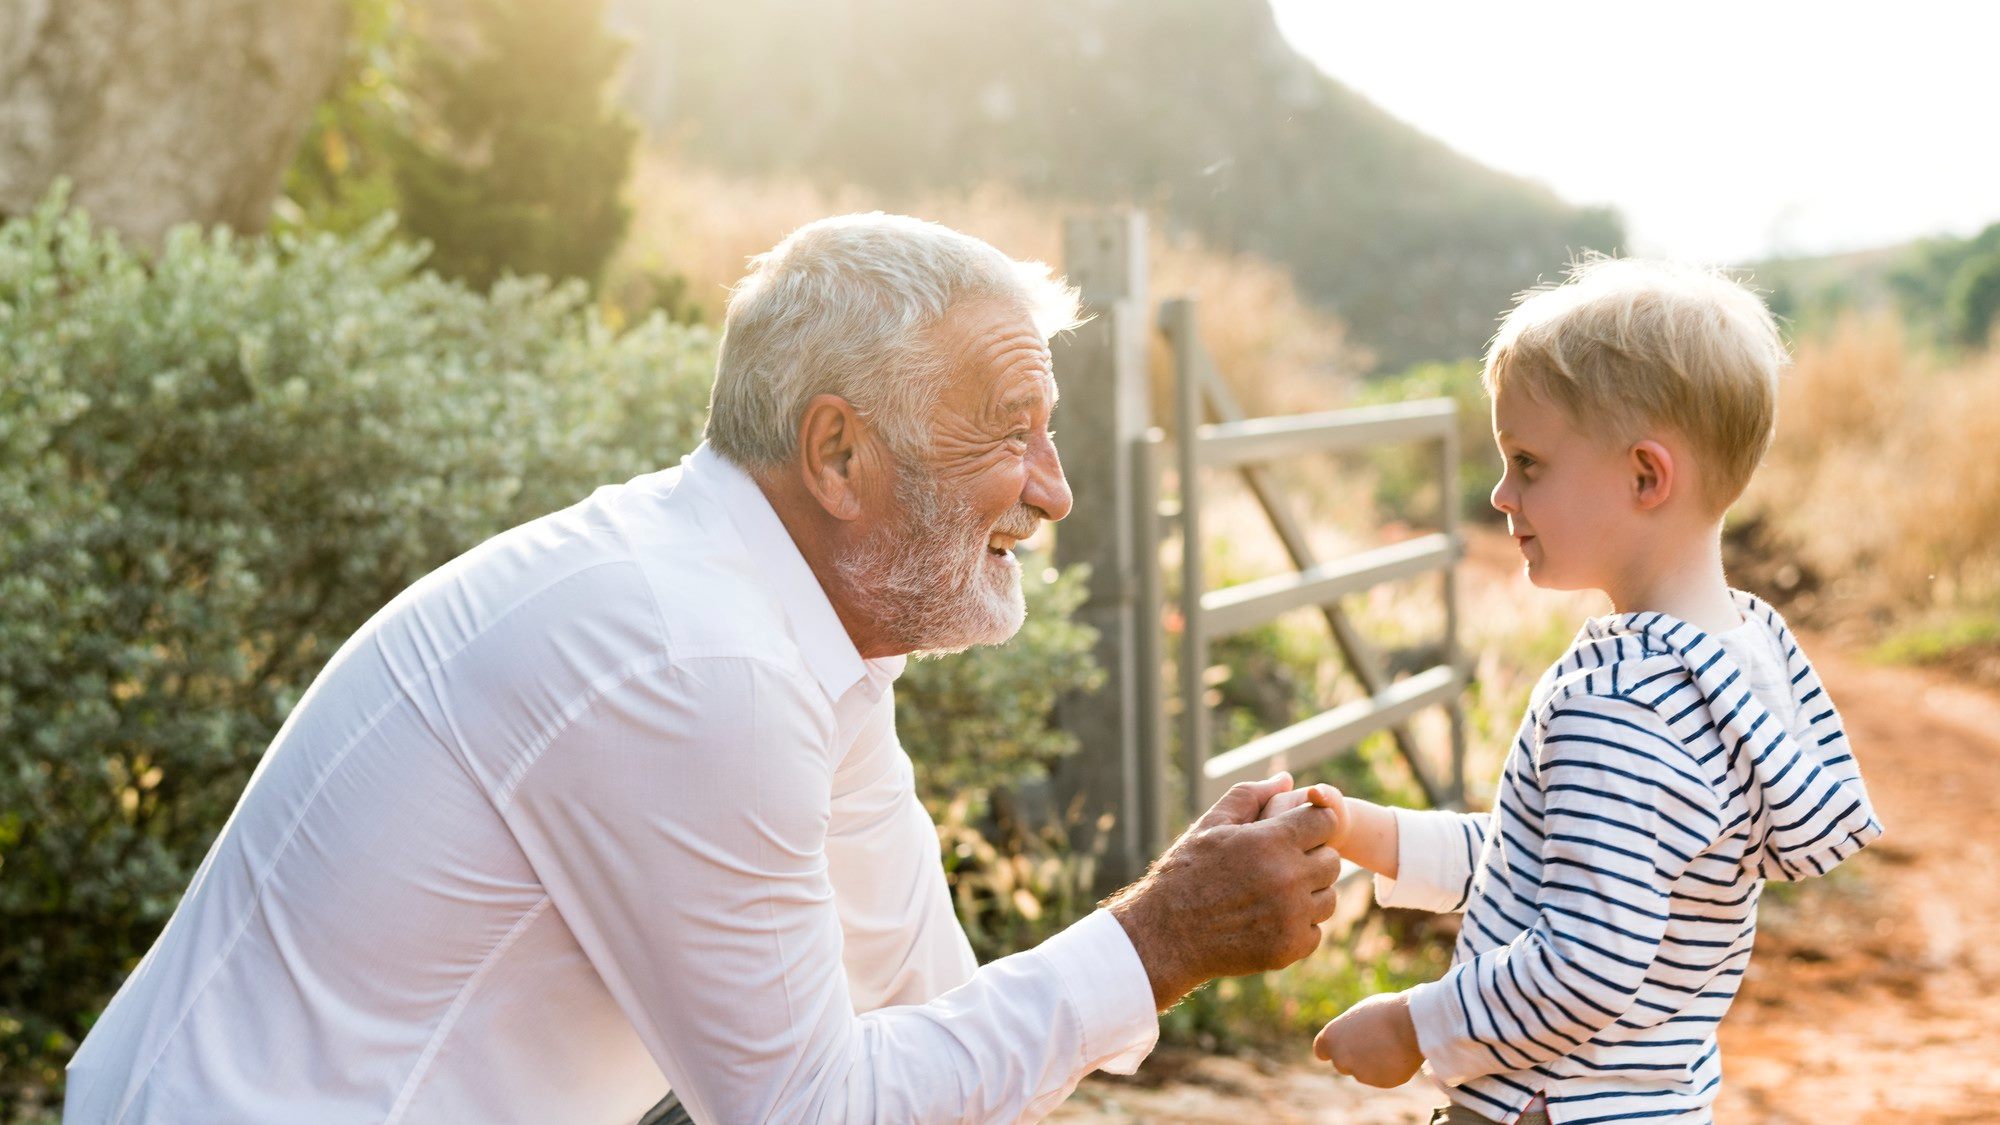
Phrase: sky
[{"left": 1269, "top": 1, "right": 2000, "bottom": 264}]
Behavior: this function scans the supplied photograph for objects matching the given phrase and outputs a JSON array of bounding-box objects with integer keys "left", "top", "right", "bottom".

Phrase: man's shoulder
[{"left": 394, "top": 468, "right": 809, "bottom": 686}]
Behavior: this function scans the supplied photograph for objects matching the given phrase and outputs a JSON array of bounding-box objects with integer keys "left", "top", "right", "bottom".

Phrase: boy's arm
[
  {"left": 1263, "top": 788, "right": 1491, "bottom": 914},
  {"left": 1363, "top": 803, "right": 1490, "bottom": 914},
  {"left": 1388, "top": 696, "right": 1723, "bottom": 1086}
]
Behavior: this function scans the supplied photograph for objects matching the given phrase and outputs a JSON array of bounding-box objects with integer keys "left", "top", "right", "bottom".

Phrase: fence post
[
  {"left": 1440, "top": 418, "right": 1468, "bottom": 806},
  {"left": 1051, "top": 211, "right": 1150, "bottom": 892}
]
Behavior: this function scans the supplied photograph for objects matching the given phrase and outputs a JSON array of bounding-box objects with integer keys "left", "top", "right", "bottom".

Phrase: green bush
[
  {"left": 900, "top": 558, "right": 1105, "bottom": 961},
  {"left": 0, "top": 192, "right": 1101, "bottom": 1111},
  {"left": 897, "top": 560, "right": 1102, "bottom": 806}
]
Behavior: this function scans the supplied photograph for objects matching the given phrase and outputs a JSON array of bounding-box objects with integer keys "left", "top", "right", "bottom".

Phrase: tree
[
  {"left": 392, "top": 0, "right": 638, "bottom": 289},
  {"left": 1946, "top": 247, "right": 2000, "bottom": 349},
  {"left": 0, "top": 0, "right": 346, "bottom": 245}
]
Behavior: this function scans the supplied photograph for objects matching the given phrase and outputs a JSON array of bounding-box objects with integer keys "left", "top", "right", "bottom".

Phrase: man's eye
[{"left": 1009, "top": 431, "right": 1030, "bottom": 443}]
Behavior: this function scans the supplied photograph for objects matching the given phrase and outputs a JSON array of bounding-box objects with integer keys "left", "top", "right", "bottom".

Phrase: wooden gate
[{"left": 1051, "top": 213, "right": 1469, "bottom": 888}]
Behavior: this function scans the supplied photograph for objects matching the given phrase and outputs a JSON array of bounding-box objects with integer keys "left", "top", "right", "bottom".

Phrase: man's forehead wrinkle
[{"left": 993, "top": 369, "right": 1057, "bottom": 418}]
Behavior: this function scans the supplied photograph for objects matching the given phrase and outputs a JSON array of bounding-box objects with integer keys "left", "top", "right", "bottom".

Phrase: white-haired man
[{"left": 65, "top": 214, "right": 1345, "bottom": 1123}]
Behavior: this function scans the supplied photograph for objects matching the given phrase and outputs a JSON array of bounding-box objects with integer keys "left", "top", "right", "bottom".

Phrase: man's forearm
[{"left": 1104, "top": 887, "right": 1201, "bottom": 1011}]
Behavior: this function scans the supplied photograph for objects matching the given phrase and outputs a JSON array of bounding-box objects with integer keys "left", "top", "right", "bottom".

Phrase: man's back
[{"left": 65, "top": 461, "right": 769, "bottom": 1123}]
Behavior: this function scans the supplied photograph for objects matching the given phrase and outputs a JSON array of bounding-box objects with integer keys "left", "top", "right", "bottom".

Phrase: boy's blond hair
[{"left": 1482, "top": 256, "right": 1788, "bottom": 514}]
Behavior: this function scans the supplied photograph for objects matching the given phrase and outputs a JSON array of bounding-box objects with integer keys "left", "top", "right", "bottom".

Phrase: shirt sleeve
[
  {"left": 498, "top": 654, "right": 1159, "bottom": 1123},
  {"left": 1406, "top": 695, "right": 1724, "bottom": 1085},
  {"left": 823, "top": 686, "right": 978, "bottom": 1011},
  {"left": 1371, "top": 807, "right": 1491, "bottom": 913}
]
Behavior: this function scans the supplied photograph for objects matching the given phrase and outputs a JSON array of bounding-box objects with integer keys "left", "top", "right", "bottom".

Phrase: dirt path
[
  {"left": 1711, "top": 646, "right": 2000, "bottom": 1122},
  {"left": 1055, "top": 644, "right": 2000, "bottom": 1124}
]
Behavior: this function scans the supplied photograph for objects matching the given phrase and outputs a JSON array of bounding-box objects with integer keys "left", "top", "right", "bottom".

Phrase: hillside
[
  {"left": 609, "top": 0, "right": 1622, "bottom": 370},
  {"left": 1753, "top": 220, "right": 2000, "bottom": 345}
]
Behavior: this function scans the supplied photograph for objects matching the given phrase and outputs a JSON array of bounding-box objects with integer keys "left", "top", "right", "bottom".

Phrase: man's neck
[{"left": 750, "top": 467, "right": 905, "bottom": 660}]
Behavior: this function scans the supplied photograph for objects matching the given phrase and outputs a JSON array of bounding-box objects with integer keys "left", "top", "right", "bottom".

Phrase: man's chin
[{"left": 911, "top": 585, "right": 1025, "bottom": 659}]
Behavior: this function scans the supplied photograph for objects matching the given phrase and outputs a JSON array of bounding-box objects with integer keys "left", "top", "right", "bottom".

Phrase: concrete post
[{"left": 1051, "top": 212, "right": 1151, "bottom": 891}]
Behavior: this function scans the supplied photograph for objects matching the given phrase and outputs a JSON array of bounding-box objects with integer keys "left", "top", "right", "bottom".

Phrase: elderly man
[{"left": 65, "top": 215, "right": 1344, "bottom": 1123}]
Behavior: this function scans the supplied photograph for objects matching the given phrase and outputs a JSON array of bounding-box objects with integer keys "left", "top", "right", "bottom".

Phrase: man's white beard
[{"left": 837, "top": 465, "right": 1030, "bottom": 657}]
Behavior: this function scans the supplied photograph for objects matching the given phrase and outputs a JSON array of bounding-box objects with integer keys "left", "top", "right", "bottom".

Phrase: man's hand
[
  {"left": 1314, "top": 991, "right": 1424, "bottom": 1088},
  {"left": 1103, "top": 773, "right": 1344, "bottom": 1010}
]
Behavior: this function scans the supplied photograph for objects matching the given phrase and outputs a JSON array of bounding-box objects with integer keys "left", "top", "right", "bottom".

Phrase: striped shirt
[{"left": 1376, "top": 589, "right": 1882, "bottom": 1124}]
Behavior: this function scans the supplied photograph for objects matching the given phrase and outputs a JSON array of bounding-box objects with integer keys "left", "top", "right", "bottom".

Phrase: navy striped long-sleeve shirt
[{"left": 1376, "top": 589, "right": 1882, "bottom": 1124}]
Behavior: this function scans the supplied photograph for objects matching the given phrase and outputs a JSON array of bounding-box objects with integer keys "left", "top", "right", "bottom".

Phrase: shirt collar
[{"left": 679, "top": 442, "right": 906, "bottom": 701}]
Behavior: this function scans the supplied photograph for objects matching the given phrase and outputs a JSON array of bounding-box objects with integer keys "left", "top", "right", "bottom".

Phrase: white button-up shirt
[{"left": 65, "top": 443, "right": 1158, "bottom": 1124}]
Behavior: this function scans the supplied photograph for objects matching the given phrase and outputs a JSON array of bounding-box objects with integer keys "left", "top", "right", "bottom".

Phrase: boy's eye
[{"left": 1511, "top": 453, "right": 1536, "bottom": 470}]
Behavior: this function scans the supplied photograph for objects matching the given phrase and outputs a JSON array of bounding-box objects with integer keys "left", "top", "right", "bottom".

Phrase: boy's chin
[{"left": 1523, "top": 564, "right": 1587, "bottom": 593}]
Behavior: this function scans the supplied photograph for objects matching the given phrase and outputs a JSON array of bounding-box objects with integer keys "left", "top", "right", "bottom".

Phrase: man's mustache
[{"left": 990, "top": 508, "right": 1040, "bottom": 541}]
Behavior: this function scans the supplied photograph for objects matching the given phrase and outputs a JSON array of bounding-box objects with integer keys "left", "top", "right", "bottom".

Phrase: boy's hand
[
  {"left": 1258, "top": 783, "right": 1348, "bottom": 849},
  {"left": 1314, "top": 991, "right": 1424, "bottom": 1088}
]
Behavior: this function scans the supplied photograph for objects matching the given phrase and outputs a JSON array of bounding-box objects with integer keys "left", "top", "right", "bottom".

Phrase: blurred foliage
[
  {"left": 0, "top": 191, "right": 1100, "bottom": 1112},
  {"left": 1759, "top": 220, "right": 2000, "bottom": 351},
  {"left": 1162, "top": 908, "right": 1451, "bottom": 1049},
  {"left": 1737, "top": 312, "right": 2000, "bottom": 636},
  {"left": 1890, "top": 221, "right": 2000, "bottom": 348},
  {"left": 898, "top": 560, "right": 1104, "bottom": 805},
  {"left": 612, "top": 0, "right": 1621, "bottom": 371},
  {"left": 900, "top": 557, "right": 1108, "bottom": 963},
  {"left": 394, "top": 0, "right": 638, "bottom": 290},
  {"left": 611, "top": 152, "right": 1368, "bottom": 413},
  {"left": 281, "top": 0, "right": 409, "bottom": 237},
  {"left": 936, "top": 793, "right": 1106, "bottom": 965},
  {"left": 1355, "top": 359, "right": 1503, "bottom": 528},
  {"left": 282, "top": 0, "right": 642, "bottom": 294}
]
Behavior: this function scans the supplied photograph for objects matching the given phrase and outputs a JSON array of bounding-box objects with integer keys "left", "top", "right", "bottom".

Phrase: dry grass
[
  {"left": 1741, "top": 313, "right": 2000, "bottom": 630},
  {"left": 612, "top": 147, "right": 1368, "bottom": 423}
]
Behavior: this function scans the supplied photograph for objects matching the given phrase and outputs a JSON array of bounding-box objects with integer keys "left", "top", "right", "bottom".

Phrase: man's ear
[
  {"left": 1629, "top": 439, "right": 1675, "bottom": 511},
  {"left": 796, "top": 394, "right": 874, "bottom": 522}
]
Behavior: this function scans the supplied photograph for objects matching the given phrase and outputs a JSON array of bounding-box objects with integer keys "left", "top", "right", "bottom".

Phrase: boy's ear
[
  {"left": 795, "top": 393, "right": 889, "bottom": 522},
  {"left": 1629, "top": 439, "right": 1675, "bottom": 511}
]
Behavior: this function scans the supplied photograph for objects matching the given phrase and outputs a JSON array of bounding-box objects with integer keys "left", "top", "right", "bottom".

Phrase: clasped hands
[{"left": 1104, "top": 774, "right": 1424, "bottom": 1089}]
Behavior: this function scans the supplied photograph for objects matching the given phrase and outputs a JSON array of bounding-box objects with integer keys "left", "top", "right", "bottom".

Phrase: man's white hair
[{"left": 705, "top": 212, "right": 1082, "bottom": 467}]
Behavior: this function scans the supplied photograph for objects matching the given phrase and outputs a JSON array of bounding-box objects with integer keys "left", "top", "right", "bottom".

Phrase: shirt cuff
[
  {"left": 1034, "top": 908, "right": 1160, "bottom": 1076},
  {"left": 1372, "top": 807, "right": 1476, "bottom": 913},
  {"left": 1406, "top": 976, "right": 1489, "bottom": 1087}
]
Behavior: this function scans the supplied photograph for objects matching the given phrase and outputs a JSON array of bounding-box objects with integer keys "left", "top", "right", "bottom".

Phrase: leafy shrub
[
  {"left": 0, "top": 191, "right": 1101, "bottom": 1111},
  {"left": 899, "top": 558, "right": 1105, "bottom": 961},
  {"left": 896, "top": 558, "right": 1102, "bottom": 805}
]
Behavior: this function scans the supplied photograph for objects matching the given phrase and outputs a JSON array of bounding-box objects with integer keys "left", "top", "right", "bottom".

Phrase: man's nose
[{"left": 1026, "top": 434, "right": 1073, "bottom": 522}]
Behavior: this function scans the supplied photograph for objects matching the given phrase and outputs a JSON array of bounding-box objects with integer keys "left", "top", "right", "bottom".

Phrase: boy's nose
[{"left": 1490, "top": 479, "right": 1515, "bottom": 515}]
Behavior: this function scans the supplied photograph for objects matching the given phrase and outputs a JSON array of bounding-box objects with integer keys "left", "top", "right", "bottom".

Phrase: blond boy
[{"left": 1287, "top": 259, "right": 1882, "bottom": 1124}]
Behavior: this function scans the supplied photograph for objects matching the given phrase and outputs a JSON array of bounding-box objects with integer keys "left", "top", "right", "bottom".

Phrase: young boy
[{"left": 1293, "top": 258, "right": 1882, "bottom": 1123}]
